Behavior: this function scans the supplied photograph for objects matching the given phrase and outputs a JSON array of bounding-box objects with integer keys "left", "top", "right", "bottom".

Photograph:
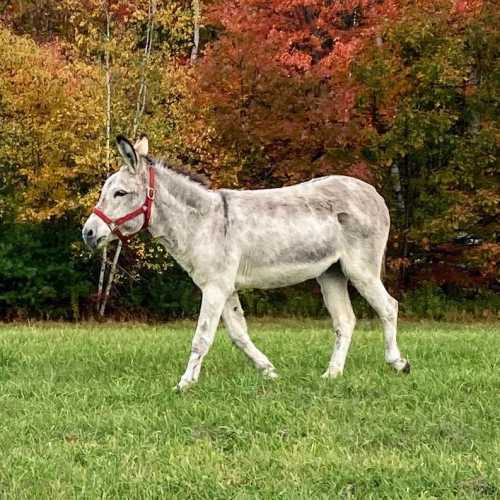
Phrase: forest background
[{"left": 0, "top": 0, "right": 498, "bottom": 321}]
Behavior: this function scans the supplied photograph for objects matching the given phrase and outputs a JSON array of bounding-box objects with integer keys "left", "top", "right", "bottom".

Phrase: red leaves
[
  {"left": 176, "top": 0, "right": 491, "bottom": 202},
  {"left": 177, "top": 0, "right": 408, "bottom": 187},
  {"left": 345, "top": 160, "right": 375, "bottom": 183},
  {"left": 208, "top": 0, "right": 400, "bottom": 78},
  {"left": 451, "top": 0, "right": 483, "bottom": 15}
]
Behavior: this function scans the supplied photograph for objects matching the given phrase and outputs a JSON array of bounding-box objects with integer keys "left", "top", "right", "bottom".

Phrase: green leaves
[{"left": 354, "top": 0, "right": 499, "bottom": 289}]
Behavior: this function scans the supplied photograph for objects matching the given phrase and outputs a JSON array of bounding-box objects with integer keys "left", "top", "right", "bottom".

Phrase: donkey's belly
[{"left": 235, "top": 255, "right": 338, "bottom": 289}]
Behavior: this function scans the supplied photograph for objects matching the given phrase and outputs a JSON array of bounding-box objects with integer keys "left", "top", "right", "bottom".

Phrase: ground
[{"left": 0, "top": 320, "right": 498, "bottom": 499}]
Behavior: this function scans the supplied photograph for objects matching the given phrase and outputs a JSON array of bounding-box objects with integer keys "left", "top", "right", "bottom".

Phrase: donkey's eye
[{"left": 114, "top": 190, "right": 128, "bottom": 198}]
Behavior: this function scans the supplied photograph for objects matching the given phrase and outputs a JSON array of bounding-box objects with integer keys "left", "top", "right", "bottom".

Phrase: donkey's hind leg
[
  {"left": 343, "top": 260, "right": 410, "bottom": 373},
  {"left": 222, "top": 292, "right": 278, "bottom": 378},
  {"left": 317, "top": 267, "right": 356, "bottom": 378}
]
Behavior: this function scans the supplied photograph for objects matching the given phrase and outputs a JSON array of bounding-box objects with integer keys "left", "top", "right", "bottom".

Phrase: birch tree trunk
[
  {"left": 99, "top": 241, "right": 123, "bottom": 317},
  {"left": 132, "top": 0, "right": 156, "bottom": 139},
  {"left": 190, "top": 0, "right": 201, "bottom": 62},
  {"left": 98, "top": 0, "right": 112, "bottom": 314},
  {"left": 104, "top": 0, "right": 111, "bottom": 173}
]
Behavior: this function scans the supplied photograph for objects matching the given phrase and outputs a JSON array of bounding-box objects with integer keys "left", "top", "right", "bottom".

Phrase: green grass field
[{"left": 0, "top": 320, "right": 498, "bottom": 499}]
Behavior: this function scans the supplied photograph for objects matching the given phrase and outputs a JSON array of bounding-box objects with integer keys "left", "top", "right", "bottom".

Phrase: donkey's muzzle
[{"left": 82, "top": 225, "right": 97, "bottom": 248}]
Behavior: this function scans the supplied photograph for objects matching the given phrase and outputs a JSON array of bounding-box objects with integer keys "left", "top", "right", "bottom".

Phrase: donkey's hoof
[
  {"left": 321, "top": 367, "right": 343, "bottom": 379},
  {"left": 390, "top": 358, "right": 411, "bottom": 374},
  {"left": 174, "top": 379, "right": 194, "bottom": 392},
  {"left": 262, "top": 367, "right": 279, "bottom": 379}
]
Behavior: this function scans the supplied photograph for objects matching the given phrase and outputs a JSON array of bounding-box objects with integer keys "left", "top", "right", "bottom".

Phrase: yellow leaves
[
  {"left": 0, "top": 26, "right": 106, "bottom": 223},
  {"left": 0, "top": 1, "right": 196, "bottom": 223}
]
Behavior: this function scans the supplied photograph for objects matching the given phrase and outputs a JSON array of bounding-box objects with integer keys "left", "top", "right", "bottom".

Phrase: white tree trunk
[
  {"left": 391, "top": 164, "right": 405, "bottom": 212},
  {"left": 99, "top": 241, "right": 123, "bottom": 317},
  {"left": 190, "top": 0, "right": 201, "bottom": 62},
  {"left": 132, "top": 0, "right": 156, "bottom": 139},
  {"left": 104, "top": 0, "right": 111, "bottom": 173},
  {"left": 99, "top": 0, "right": 112, "bottom": 316}
]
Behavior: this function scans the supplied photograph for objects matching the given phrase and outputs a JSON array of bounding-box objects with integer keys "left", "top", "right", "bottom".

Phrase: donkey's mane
[
  {"left": 148, "top": 156, "right": 214, "bottom": 213},
  {"left": 148, "top": 156, "right": 211, "bottom": 189}
]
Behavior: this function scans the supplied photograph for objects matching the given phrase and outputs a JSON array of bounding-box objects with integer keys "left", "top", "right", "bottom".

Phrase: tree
[
  {"left": 354, "top": 0, "right": 499, "bottom": 290},
  {"left": 169, "top": 0, "right": 401, "bottom": 187},
  {"left": 0, "top": 0, "right": 195, "bottom": 222}
]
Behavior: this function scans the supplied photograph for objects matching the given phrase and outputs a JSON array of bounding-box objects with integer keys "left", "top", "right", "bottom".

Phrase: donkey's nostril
[{"left": 86, "top": 228, "right": 94, "bottom": 238}]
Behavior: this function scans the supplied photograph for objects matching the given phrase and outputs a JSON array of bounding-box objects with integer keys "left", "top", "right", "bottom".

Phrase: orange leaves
[
  {"left": 451, "top": 0, "right": 483, "bottom": 16},
  {"left": 172, "top": 0, "right": 410, "bottom": 187},
  {"left": 278, "top": 50, "right": 312, "bottom": 72},
  {"left": 344, "top": 160, "right": 374, "bottom": 183},
  {"left": 209, "top": 0, "right": 400, "bottom": 79}
]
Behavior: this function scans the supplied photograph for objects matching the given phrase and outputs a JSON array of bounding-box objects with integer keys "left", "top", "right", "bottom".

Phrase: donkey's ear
[
  {"left": 116, "top": 135, "right": 138, "bottom": 171},
  {"left": 134, "top": 135, "right": 149, "bottom": 157}
]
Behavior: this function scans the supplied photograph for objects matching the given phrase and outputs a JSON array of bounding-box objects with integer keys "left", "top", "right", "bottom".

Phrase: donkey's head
[{"left": 82, "top": 135, "right": 151, "bottom": 248}]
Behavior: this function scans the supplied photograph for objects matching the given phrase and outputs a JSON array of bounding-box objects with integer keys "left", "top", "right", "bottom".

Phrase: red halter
[{"left": 92, "top": 166, "right": 156, "bottom": 243}]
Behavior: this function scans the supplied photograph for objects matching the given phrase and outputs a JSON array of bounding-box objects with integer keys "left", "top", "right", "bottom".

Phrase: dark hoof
[{"left": 401, "top": 361, "right": 411, "bottom": 374}]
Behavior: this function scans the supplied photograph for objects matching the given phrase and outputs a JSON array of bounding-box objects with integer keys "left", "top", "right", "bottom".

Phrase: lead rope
[
  {"left": 96, "top": 246, "right": 108, "bottom": 313},
  {"left": 98, "top": 240, "right": 123, "bottom": 317}
]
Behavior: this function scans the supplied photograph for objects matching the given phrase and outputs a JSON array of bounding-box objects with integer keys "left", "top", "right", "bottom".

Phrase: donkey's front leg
[
  {"left": 176, "top": 286, "right": 228, "bottom": 391},
  {"left": 222, "top": 292, "right": 278, "bottom": 378}
]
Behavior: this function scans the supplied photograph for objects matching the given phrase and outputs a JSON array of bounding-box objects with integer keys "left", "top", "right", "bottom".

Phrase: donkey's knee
[{"left": 332, "top": 308, "right": 356, "bottom": 335}]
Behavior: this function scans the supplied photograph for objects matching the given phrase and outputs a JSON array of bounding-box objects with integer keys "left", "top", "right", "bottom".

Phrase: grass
[{"left": 0, "top": 319, "right": 498, "bottom": 499}]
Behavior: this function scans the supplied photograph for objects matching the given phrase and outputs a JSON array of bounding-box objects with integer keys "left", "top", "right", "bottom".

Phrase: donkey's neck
[{"left": 147, "top": 163, "right": 218, "bottom": 271}]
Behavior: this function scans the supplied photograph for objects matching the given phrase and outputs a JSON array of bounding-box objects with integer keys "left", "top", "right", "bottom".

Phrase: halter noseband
[{"left": 92, "top": 166, "right": 156, "bottom": 243}]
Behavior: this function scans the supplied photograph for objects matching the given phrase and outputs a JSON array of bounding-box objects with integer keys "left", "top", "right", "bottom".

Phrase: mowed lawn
[{"left": 0, "top": 320, "right": 498, "bottom": 499}]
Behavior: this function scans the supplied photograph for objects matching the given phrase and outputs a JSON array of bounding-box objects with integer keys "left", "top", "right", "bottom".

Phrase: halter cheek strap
[{"left": 92, "top": 166, "right": 156, "bottom": 243}]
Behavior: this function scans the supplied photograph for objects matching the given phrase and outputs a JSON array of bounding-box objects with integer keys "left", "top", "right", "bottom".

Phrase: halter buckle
[{"left": 147, "top": 187, "right": 155, "bottom": 200}]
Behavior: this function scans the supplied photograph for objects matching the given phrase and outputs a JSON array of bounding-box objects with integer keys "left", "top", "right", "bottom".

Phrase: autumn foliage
[
  {"left": 175, "top": 0, "right": 402, "bottom": 187},
  {"left": 0, "top": 0, "right": 498, "bottom": 318}
]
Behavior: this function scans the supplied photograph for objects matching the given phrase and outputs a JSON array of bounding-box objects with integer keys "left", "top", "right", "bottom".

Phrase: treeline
[{"left": 0, "top": 0, "right": 498, "bottom": 320}]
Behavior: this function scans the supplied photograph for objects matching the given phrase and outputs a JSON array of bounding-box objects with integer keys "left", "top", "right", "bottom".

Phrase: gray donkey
[{"left": 82, "top": 136, "right": 410, "bottom": 391}]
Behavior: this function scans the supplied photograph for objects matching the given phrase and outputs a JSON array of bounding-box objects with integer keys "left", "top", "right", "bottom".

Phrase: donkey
[{"left": 82, "top": 136, "right": 410, "bottom": 391}]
